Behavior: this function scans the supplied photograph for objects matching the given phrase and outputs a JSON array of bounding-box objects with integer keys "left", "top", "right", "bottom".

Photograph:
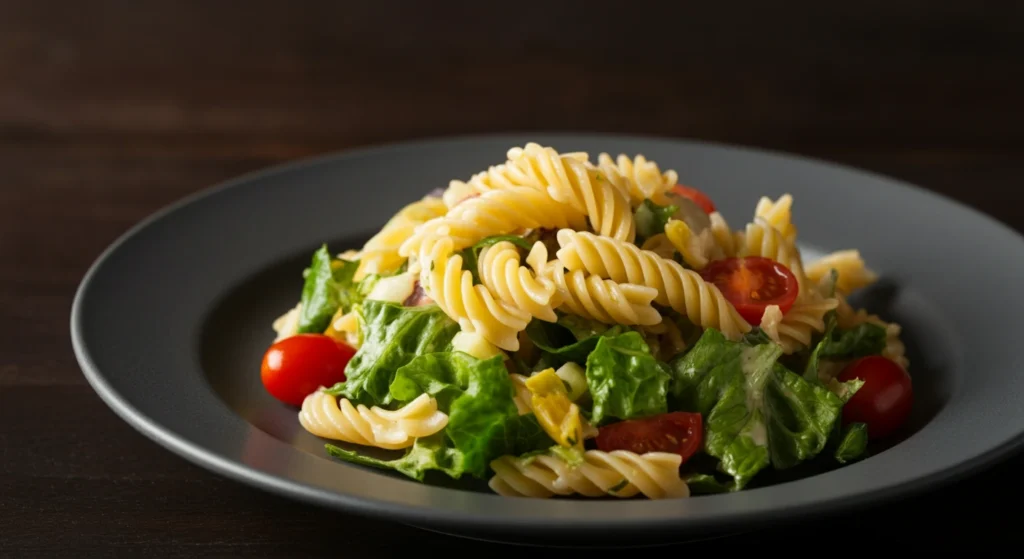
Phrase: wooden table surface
[{"left": 4, "top": 1, "right": 1023, "bottom": 555}]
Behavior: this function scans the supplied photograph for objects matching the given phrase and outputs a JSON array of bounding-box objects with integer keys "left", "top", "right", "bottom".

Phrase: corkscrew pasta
[
  {"left": 506, "top": 143, "right": 636, "bottom": 242},
  {"left": 488, "top": 449, "right": 689, "bottom": 499},
  {"left": 299, "top": 392, "right": 449, "bottom": 450},
  {"left": 264, "top": 141, "right": 912, "bottom": 501},
  {"left": 554, "top": 229, "right": 752, "bottom": 339}
]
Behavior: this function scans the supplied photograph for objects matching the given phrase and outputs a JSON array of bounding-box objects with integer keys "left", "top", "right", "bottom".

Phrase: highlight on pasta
[{"left": 258, "top": 141, "right": 915, "bottom": 500}]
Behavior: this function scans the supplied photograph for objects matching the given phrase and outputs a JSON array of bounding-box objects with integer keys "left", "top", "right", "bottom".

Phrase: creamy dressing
[{"left": 739, "top": 346, "right": 770, "bottom": 448}]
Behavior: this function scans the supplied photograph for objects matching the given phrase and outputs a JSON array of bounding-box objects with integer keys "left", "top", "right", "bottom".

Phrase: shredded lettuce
[
  {"left": 668, "top": 328, "right": 851, "bottom": 491},
  {"left": 323, "top": 301, "right": 459, "bottom": 406},
  {"left": 585, "top": 331, "right": 671, "bottom": 425}
]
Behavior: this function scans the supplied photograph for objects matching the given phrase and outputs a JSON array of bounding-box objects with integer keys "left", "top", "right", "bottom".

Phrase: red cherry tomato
[
  {"left": 699, "top": 256, "right": 799, "bottom": 324},
  {"left": 260, "top": 334, "right": 355, "bottom": 407},
  {"left": 671, "top": 184, "right": 716, "bottom": 214},
  {"left": 837, "top": 355, "right": 913, "bottom": 440},
  {"left": 595, "top": 412, "right": 703, "bottom": 463}
]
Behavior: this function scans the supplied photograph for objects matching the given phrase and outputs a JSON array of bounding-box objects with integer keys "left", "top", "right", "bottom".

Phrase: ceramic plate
[{"left": 72, "top": 134, "right": 1024, "bottom": 546}]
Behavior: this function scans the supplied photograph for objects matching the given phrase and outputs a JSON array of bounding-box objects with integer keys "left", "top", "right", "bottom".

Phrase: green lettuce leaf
[
  {"left": 802, "top": 307, "right": 884, "bottom": 384},
  {"left": 459, "top": 235, "right": 533, "bottom": 284},
  {"left": 297, "top": 245, "right": 360, "bottom": 333},
  {"left": 668, "top": 328, "right": 848, "bottom": 490},
  {"left": 389, "top": 352, "right": 554, "bottom": 478},
  {"left": 524, "top": 319, "right": 625, "bottom": 368},
  {"left": 325, "top": 435, "right": 466, "bottom": 482},
  {"left": 682, "top": 473, "right": 733, "bottom": 494},
  {"left": 324, "top": 301, "right": 459, "bottom": 406},
  {"left": 833, "top": 422, "right": 869, "bottom": 464},
  {"left": 634, "top": 199, "right": 678, "bottom": 243},
  {"left": 585, "top": 331, "right": 670, "bottom": 425},
  {"left": 820, "top": 323, "right": 887, "bottom": 360}
]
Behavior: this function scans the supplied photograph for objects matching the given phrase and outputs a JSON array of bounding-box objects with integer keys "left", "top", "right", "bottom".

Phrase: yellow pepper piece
[{"left": 525, "top": 368, "right": 584, "bottom": 449}]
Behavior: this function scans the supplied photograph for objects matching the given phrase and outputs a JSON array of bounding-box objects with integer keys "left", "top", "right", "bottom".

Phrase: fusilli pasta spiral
[
  {"left": 299, "top": 392, "right": 448, "bottom": 450},
  {"left": 506, "top": 143, "right": 636, "bottom": 242},
  {"left": 541, "top": 260, "right": 662, "bottom": 326},
  {"left": 708, "top": 211, "right": 744, "bottom": 258},
  {"left": 356, "top": 196, "right": 448, "bottom": 279},
  {"left": 754, "top": 194, "right": 796, "bottom": 243},
  {"left": 806, "top": 250, "right": 878, "bottom": 295},
  {"left": 488, "top": 449, "right": 689, "bottom": 499},
  {"left": 740, "top": 217, "right": 810, "bottom": 295},
  {"left": 595, "top": 152, "right": 678, "bottom": 206},
  {"left": 422, "top": 236, "right": 531, "bottom": 351},
  {"left": 478, "top": 241, "right": 561, "bottom": 323},
  {"left": 639, "top": 233, "right": 677, "bottom": 260},
  {"left": 554, "top": 229, "right": 752, "bottom": 339},
  {"left": 399, "top": 185, "right": 587, "bottom": 258},
  {"left": 664, "top": 218, "right": 722, "bottom": 270},
  {"left": 759, "top": 297, "right": 840, "bottom": 353}
]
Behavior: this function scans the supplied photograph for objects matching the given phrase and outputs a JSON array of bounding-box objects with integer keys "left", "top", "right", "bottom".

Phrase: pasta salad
[{"left": 259, "top": 142, "right": 913, "bottom": 500}]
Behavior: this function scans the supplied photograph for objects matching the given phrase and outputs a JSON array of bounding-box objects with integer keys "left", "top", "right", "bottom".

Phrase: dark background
[{"left": 3, "top": 0, "right": 1023, "bottom": 555}]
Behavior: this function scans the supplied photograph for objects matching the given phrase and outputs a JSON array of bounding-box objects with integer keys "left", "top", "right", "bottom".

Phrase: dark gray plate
[{"left": 71, "top": 133, "right": 1024, "bottom": 546}]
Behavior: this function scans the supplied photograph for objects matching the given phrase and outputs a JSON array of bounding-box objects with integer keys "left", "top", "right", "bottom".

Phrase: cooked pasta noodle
[
  {"left": 356, "top": 196, "right": 448, "bottom": 280},
  {"left": 639, "top": 233, "right": 677, "bottom": 260},
  {"left": 595, "top": 152, "right": 678, "bottom": 206},
  {"left": 506, "top": 143, "right": 636, "bottom": 242},
  {"left": 759, "top": 297, "right": 840, "bottom": 353},
  {"left": 479, "top": 241, "right": 560, "bottom": 323},
  {"left": 299, "top": 392, "right": 448, "bottom": 450},
  {"left": 541, "top": 260, "right": 663, "bottom": 326},
  {"left": 487, "top": 449, "right": 689, "bottom": 499},
  {"left": 422, "top": 236, "right": 531, "bottom": 351},
  {"left": 664, "top": 218, "right": 722, "bottom": 270},
  {"left": 399, "top": 185, "right": 586, "bottom": 258},
  {"left": 554, "top": 229, "right": 752, "bottom": 339},
  {"left": 708, "top": 211, "right": 744, "bottom": 257},
  {"left": 272, "top": 302, "right": 302, "bottom": 342},
  {"left": 754, "top": 194, "right": 796, "bottom": 243},
  {"left": 740, "top": 217, "right": 810, "bottom": 295},
  {"left": 806, "top": 250, "right": 879, "bottom": 295}
]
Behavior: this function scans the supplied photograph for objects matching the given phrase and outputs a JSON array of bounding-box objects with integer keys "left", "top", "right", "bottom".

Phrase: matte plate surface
[{"left": 72, "top": 134, "right": 1024, "bottom": 546}]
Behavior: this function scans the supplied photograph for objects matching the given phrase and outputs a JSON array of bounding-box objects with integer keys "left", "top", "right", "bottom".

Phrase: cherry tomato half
[
  {"left": 700, "top": 256, "right": 799, "bottom": 324},
  {"left": 595, "top": 412, "right": 703, "bottom": 463},
  {"left": 260, "top": 334, "right": 356, "bottom": 407},
  {"left": 671, "top": 184, "right": 716, "bottom": 214},
  {"left": 837, "top": 355, "right": 913, "bottom": 440}
]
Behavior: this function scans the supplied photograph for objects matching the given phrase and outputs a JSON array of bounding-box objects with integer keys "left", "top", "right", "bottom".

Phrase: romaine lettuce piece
[
  {"left": 296, "top": 245, "right": 360, "bottom": 333},
  {"left": 585, "top": 331, "right": 670, "bottom": 425},
  {"left": 668, "top": 328, "right": 850, "bottom": 490},
  {"left": 389, "top": 352, "right": 554, "bottom": 478},
  {"left": 323, "top": 301, "right": 458, "bottom": 406}
]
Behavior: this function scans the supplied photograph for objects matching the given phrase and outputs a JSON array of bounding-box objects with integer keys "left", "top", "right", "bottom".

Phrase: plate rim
[{"left": 70, "top": 132, "right": 1024, "bottom": 537}]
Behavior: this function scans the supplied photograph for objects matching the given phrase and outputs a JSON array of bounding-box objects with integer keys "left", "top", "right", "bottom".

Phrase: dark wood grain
[{"left": 3, "top": 0, "right": 1023, "bottom": 554}]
